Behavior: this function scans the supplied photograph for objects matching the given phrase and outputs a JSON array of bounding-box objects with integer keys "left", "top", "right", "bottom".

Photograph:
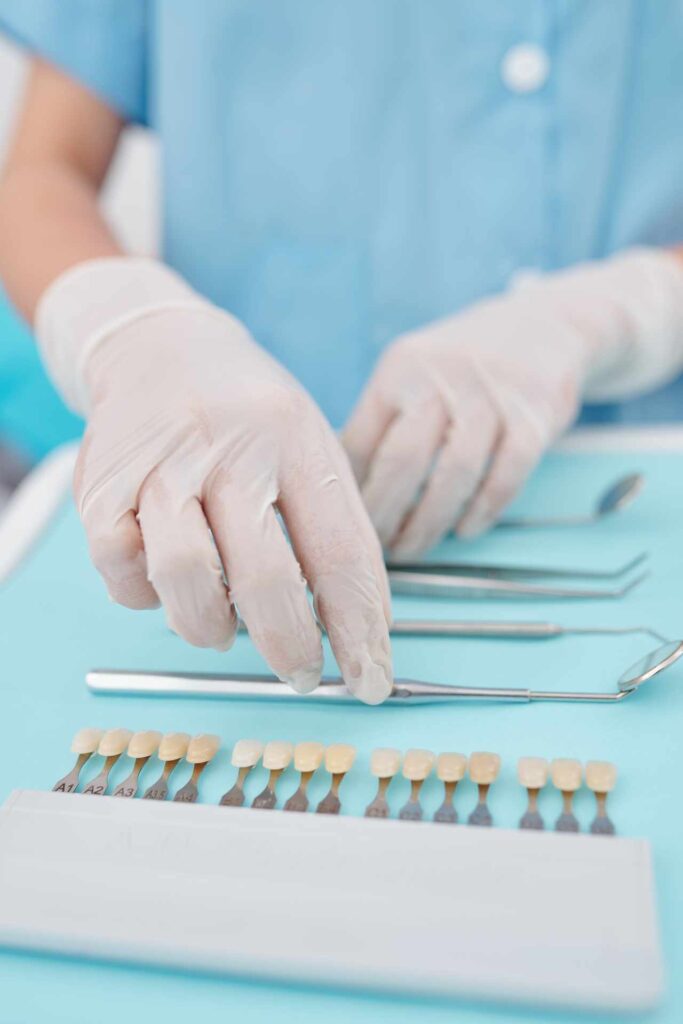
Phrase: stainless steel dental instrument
[
  {"left": 388, "top": 569, "right": 648, "bottom": 600},
  {"left": 87, "top": 641, "right": 683, "bottom": 704},
  {"left": 386, "top": 552, "right": 647, "bottom": 581},
  {"left": 387, "top": 619, "right": 666, "bottom": 643},
  {"left": 497, "top": 472, "right": 643, "bottom": 529}
]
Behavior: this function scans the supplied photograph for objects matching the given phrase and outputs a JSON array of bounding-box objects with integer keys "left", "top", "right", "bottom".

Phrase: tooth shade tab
[
  {"left": 70, "top": 728, "right": 104, "bottom": 755},
  {"left": 294, "top": 742, "right": 325, "bottom": 773},
  {"left": 98, "top": 729, "right": 133, "bottom": 757},
  {"left": 586, "top": 761, "right": 618, "bottom": 793},
  {"left": 187, "top": 734, "right": 220, "bottom": 764},
  {"left": 436, "top": 752, "right": 467, "bottom": 783},
  {"left": 551, "top": 759, "right": 582, "bottom": 792},
  {"left": 263, "top": 741, "right": 294, "bottom": 771},
  {"left": 402, "top": 749, "right": 435, "bottom": 782},
  {"left": 231, "top": 739, "right": 264, "bottom": 768},
  {"left": 325, "top": 744, "right": 356, "bottom": 774},
  {"left": 468, "top": 752, "right": 501, "bottom": 785},
  {"left": 517, "top": 757, "right": 549, "bottom": 789},
  {"left": 370, "top": 748, "right": 402, "bottom": 778},
  {"left": 127, "top": 730, "right": 162, "bottom": 759},
  {"left": 158, "top": 732, "right": 191, "bottom": 761}
]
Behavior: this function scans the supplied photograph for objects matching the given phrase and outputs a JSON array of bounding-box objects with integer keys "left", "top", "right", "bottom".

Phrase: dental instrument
[{"left": 498, "top": 472, "right": 643, "bottom": 529}]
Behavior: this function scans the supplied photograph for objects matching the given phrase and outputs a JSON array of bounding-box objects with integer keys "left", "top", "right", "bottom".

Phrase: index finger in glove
[{"left": 278, "top": 446, "right": 393, "bottom": 705}]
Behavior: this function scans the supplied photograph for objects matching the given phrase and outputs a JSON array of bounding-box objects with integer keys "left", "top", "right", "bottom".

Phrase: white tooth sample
[
  {"left": 158, "top": 732, "right": 191, "bottom": 762},
  {"left": 231, "top": 739, "right": 264, "bottom": 769},
  {"left": 586, "top": 761, "right": 618, "bottom": 793},
  {"left": 517, "top": 757, "right": 549, "bottom": 789},
  {"left": 127, "top": 730, "right": 162, "bottom": 759},
  {"left": 263, "top": 741, "right": 294, "bottom": 771},
  {"left": 468, "top": 752, "right": 501, "bottom": 785},
  {"left": 97, "top": 729, "right": 133, "bottom": 757},
  {"left": 294, "top": 741, "right": 325, "bottom": 773},
  {"left": 551, "top": 758, "right": 582, "bottom": 792},
  {"left": 71, "top": 728, "right": 104, "bottom": 755},
  {"left": 325, "top": 743, "right": 357, "bottom": 774},
  {"left": 436, "top": 752, "right": 467, "bottom": 783},
  {"left": 187, "top": 734, "right": 221, "bottom": 764},
  {"left": 370, "top": 747, "right": 402, "bottom": 779},
  {"left": 402, "top": 748, "right": 435, "bottom": 782}
]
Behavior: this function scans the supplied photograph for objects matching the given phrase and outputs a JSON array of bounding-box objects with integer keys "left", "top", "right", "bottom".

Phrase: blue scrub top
[{"left": 1, "top": 0, "right": 683, "bottom": 433}]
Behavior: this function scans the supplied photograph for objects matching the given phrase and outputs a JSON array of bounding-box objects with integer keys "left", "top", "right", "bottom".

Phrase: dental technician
[{"left": 1, "top": 3, "right": 683, "bottom": 706}]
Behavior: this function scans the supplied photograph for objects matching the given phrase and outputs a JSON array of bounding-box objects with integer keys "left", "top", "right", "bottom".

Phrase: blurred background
[{"left": 0, "top": 36, "right": 158, "bottom": 499}]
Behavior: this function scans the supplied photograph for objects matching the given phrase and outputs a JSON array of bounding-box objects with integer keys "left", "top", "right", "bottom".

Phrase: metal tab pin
[
  {"left": 220, "top": 739, "right": 264, "bottom": 807},
  {"left": 551, "top": 758, "right": 583, "bottom": 832},
  {"left": 398, "top": 748, "right": 435, "bottom": 821},
  {"left": 52, "top": 727, "right": 104, "bottom": 793},
  {"left": 82, "top": 728, "right": 133, "bottom": 796},
  {"left": 142, "top": 732, "right": 190, "bottom": 800},
  {"left": 283, "top": 742, "right": 325, "bottom": 812},
  {"left": 364, "top": 748, "right": 402, "bottom": 819},
  {"left": 112, "top": 730, "right": 162, "bottom": 798},
  {"left": 173, "top": 734, "right": 220, "bottom": 803},
  {"left": 467, "top": 752, "right": 501, "bottom": 826},
  {"left": 316, "top": 744, "right": 357, "bottom": 815},
  {"left": 252, "top": 741, "right": 294, "bottom": 809},
  {"left": 586, "top": 761, "right": 618, "bottom": 836},
  {"left": 517, "top": 756, "right": 549, "bottom": 830},
  {"left": 433, "top": 752, "right": 467, "bottom": 824}
]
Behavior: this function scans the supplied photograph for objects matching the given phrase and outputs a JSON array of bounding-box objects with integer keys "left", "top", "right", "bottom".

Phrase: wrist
[{"left": 35, "top": 257, "right": 210, "bottom": 414}]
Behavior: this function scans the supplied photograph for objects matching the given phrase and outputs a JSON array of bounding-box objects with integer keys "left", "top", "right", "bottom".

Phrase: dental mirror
[
  {"left": 499, "top": 472, "right": 644, "bottom": 529},
  {"left": 617, "top": 640, "right": 683, "bottom": 694}
]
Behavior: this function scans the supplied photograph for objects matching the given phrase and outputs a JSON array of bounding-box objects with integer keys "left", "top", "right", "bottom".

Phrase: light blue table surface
[{"left": 1, "top": 450, "right": 682, "bottom": 1024}]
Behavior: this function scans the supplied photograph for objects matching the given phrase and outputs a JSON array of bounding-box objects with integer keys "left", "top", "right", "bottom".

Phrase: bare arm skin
[{"left": 0, "top": 58, "right": 123, "bottom": 322}]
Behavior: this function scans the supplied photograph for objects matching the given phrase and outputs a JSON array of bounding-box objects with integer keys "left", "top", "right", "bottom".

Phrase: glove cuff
[{"left": 35, "top": 257, "right": 210, "bottom": 414}]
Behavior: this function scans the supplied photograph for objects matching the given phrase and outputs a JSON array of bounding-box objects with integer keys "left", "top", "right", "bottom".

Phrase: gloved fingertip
[
  {"left": 456, "top": 517, "right": 489, "bottom": 539},
  {"left": 282, "top": 661, "right": 324, "bottom": 695},
  {"left": 345, "top": 652, "right": 393, "bottom": 705}
]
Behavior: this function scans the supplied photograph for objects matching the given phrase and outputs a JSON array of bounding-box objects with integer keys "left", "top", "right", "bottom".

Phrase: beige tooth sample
[
  {"left": 467, "top": 752, "right": 501, "bottom": 827},
  {"left": 53, "top": 727, "right": 104, "bottom": 793},
  {"left": 365, "top": 748, "right": 402, "bottom": 819},
  {"left": 586, "top": 760, "right": 618, "bottom": 836},
  {"left": 551, "top": 758, "right": 582, "bottom": 833},
  {"left": 113, "top": 730, "right": 162, "bottom": 799},
  {"left": 252, "top": 741, "right": 294, "bottom": 809},
  {"left": 143, "top": 732, "right": 191, "bottom": 801},
  {"left": 398, "top": 748, "right": 435, "bottom": 821},
  {"left": 434, "top": 752, "right": 467, "bottom": 824},
  {"left": 316, "top": 743, "right": 357, "bottom": 815},
  {"left": 174, "top": 734, "right": 221, "bottom": 803},
  {"left": 220, "top": 739, "right": 264, "bottom": 807},
  {"left": 82, "top": 728, "right": 133, "bottom": 796},
  {"left": 284, "top": 742, "right": 325, "bottom": 813},
  {"left": 517, "top": 756, "right": 549, "bottom": 831}
]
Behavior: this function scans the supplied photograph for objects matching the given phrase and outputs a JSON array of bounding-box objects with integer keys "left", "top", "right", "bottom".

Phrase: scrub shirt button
[{"left": 501, "top": 44, "right": 550, "bottom": 94}]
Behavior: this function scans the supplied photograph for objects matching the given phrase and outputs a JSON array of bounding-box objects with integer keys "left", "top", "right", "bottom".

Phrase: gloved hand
[
  {"left": 343, "top": 249, "right": 683, "bottom": 555},
  {"left": 36, "top": 258, "right": 393, "bottom": 704}
]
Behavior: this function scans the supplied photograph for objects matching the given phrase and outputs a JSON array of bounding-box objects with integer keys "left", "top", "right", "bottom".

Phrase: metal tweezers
[{"left": 388, "top": 569, "right": 648, "bottom": 600}]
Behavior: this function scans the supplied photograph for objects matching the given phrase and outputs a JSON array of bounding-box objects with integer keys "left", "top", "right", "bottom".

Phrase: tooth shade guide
[
  {"left": 52, "top": 728, "right": 104, "bottom": 793},
  {"left": 158, "top": 732, "right": 191, "bottom": 762},
  {"left": 186, "top": 734, "right": 220, "bottom": 765},
  {"left": 468, "top": 752, "right": 501, "bottom": 786},
  {"left": 293, "top": 742, "right": 325, "bottom": 773},
  {"left": 126, "top": 730, "right": 162, "bottom": 759},
  {"left": 370, "top": 748, "right": 402, "bottom": 779},
  {"left": 551, "top": 759, "right": 582, "bottom": 792},
  {"left": 97, "top": 728, "right": 133, "bottom": 758},
  {"left": 262, "top": 741, "right": 294, "bottom": 771},
  {"left": 586, "top": 761, "right": 617, "bottom": 793},
  {"left": 517, "top": 757, "right": 548, "bottom": 790},
  {"left": 70, "top": 728, "right": 104, "bottom": 755},
  {"left": 324, "top": 744, "right": 356, "bottom": 775},
  {"left": 436, "top": 752, "right": 466, "bottom": 783},
  {"left": 402, "top": 749, "right": 435, "bottom": 782},
  {"left": 231, "top": 739, "right": 264, "bottom": 768}
]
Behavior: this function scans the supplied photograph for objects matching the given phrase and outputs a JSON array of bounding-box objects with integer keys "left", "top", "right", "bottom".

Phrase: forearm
[{"left": 0, "top": 160, "right": 121, "bottom": 322}]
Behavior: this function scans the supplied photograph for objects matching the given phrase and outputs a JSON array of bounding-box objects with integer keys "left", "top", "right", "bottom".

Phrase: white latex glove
[
  {"left": 343, "top": 249, "right": 683, "bottom": 555},
  {"left": 36, "top": 258, "right": 393, "bottom": 704}
]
